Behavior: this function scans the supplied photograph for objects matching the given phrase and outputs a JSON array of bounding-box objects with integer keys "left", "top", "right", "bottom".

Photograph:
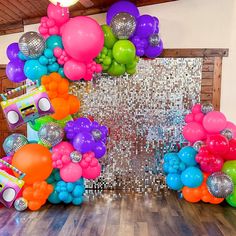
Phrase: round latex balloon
[{"left": 12, "top": 144, "right": 53, "bottom": 184}]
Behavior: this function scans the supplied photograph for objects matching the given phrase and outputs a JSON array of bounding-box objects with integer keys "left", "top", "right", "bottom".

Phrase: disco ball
[
  {"left": 38, "top": 122, "right": 64, "bottom": 148},
  {"left": 207, "top": 172, "right": 234, "bottom": 198},
  {"left": 14, "top": 197, "right": 28, "bottom": 212},
  {"left": 193, "top": 141, "right": 204, "bottom": 152},
  {"left": 221, "top": 129, "right": 233, "bottom": 140},
  {"left": 92, "top": 129, "right": 102, "bottom": 141},
  {"left": 149, "top": 34, "right": 161, "bottom": 47},
  {"left": 70, "top": 151, "right": 82, "bottom": 163},
  {"left": 110, "top": 13, "right": 137, "bottom": 39},
  {"left": 201, "top": 102, "right": 214, "bottom": 114},
  {"left": 19, "top": 31, "right": 45, "bottom": 58},
  {"left": 3, "top": 134, "right": 28, "bottom": 155}
]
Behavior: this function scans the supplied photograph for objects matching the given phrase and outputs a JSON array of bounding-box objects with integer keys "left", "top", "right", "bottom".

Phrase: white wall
[{"left": 0, "top": 0, "right": 236, "bottom": 120}]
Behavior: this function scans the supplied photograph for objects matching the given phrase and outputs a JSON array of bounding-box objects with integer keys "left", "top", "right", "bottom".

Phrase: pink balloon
[
  {"left": 49, "top": 26, "right": 59, "bottom": 35},
  {"left": 194, "top": 112, "right": 204, "bottom": 124},
  {"left": 54, "top": 47, "right": 63, "bottom": 57},
  {"left": 64, "top": 59, "right": 86, "bottom": 81},
  {"left": 96, "top": 64, "right": 103, "bottom": 73},
  {"left": 39, "top": 26, "right": 48, "bottom": 34},
  {"left": 192, "top": 104, "right": 202, "bottom": 114},
  {"left": 82, "top": 164, "right": 101, "bottom": 179},
  {"left": 185, "top": 113, "right": 194, "bottom": 123},
  {"left": 226, "top": 121, "right": 236, "bottom": 138},
  {"left": 62, "top": 16, "right": 104, "bottom": 62},
  {"left": 183, "top": 122, "right": 206, "bottom": 142},
  {"left": 47, "top": 3, "right": 69, "bottom": 26},
  {"left": 60, "top": 162, "right": 82, "bottom": 182},
  {"left": 203, "top": 111, "right": 227, "bottom": 133}
]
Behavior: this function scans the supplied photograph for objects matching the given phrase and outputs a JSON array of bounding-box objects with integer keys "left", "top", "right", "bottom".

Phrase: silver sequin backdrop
[{"left": 70, "top": 58, "right": 203, "bottom": 193}]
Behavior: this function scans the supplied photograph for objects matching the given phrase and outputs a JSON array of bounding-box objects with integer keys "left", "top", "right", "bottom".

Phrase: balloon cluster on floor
[
  {"left": 164, "top": 103, "right": 236, "bottom": 207},
  {"left": 0, "top": 117, "right": 108, "bottom": 211}
]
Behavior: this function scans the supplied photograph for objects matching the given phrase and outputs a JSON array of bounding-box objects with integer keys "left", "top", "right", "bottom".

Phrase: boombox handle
[
  {"left": 0, "top": 81, "right": 39, "bottom": 101},
  {"left": 0, "top": 159, "right": 26, "bottom": 180}
]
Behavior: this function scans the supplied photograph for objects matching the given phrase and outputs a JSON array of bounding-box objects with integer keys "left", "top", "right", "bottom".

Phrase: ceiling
[{"left": 0, "top": 0, "right": 176, "bottom": 35}]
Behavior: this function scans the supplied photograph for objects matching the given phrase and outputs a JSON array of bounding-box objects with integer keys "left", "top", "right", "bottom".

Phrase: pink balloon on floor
[
  {"left": 60, "top": 162, "right": 82, "bottom": 182},
  {"left": 62, "top": 16, "right": 104, "bottom": 62}
]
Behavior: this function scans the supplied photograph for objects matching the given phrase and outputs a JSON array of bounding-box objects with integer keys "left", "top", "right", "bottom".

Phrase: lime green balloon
[
  {"left": 226, "top": 188, "right": 236, "bottom": 207},
  {"left": 126, "top": 60, "right": 138, "bottom": 70},
  {"left": 113, "top": 40, "right": 136, "bottom": 65},
  {"left": 102, "top": 25, "right": 118, "bottom": 49},
  {"left": 126, "top": 67, "right": 136, "bottom": 75},
  {"left": 108, "top": 60, "right": 126, "bottom": 76},
  {"left": 29, "top": 116, "right": 54, "bottom": 131},
  {"left": 55, "top": 115, "right": 73, "bottom": 128},
  {"left": 222, "top": 161, "right": 236, "bottom": 185}
]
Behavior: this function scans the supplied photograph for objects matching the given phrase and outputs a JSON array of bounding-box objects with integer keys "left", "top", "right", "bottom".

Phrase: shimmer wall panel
[{"left": 70, "top": 58, "right": 203, "bottom": 192}]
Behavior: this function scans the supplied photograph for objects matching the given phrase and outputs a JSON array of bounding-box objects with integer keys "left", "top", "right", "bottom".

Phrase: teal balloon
[
  {"left": 48, "top": 183, "right": 61, "bottom": 204},
  {"left": 39, "top": 55, "right": 49, "bottom": 65},
  {"left": 18, "top": 51, "right": 29, "bottom": 61},
  {"left": 48, "top": 62, "right": 59, "bottom": 72},
  {"left": 24, "top": 60, "right": 48, "bottom": 81},
  {"left": 166, "top": 173, "right": 183, "bottom": 190},
  {"left": 44, "top": 48, "right": 54, "bottom": 58},
  {"left": 181, "top": 166, "right": 203, "bottom": 188},
  {"left": 58, "top": 67, "right": 65, "bottom": 77},
  {"left": 46, "top": 35, "right": 63, "bottom": 50},
  {"left": 178, "top": 146, "right": 197, "bottom": 166}
]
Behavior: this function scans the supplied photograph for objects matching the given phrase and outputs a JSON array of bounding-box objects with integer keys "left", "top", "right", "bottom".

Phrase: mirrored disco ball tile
[{"left": 70, "top": 58, "right": 203, "bottom": 193}]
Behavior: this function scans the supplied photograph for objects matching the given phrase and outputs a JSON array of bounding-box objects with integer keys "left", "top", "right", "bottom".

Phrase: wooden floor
[{"left": 0, "top": 191, "right": 236, "bottom": 236}]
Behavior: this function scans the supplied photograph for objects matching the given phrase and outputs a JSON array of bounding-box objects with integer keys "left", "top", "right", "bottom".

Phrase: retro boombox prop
[
  {"left": 0, "top": 159, "right": 25, "bottom": 208},
  {"left": 1, "top": 82, "right": 54, "bottom": 130}
]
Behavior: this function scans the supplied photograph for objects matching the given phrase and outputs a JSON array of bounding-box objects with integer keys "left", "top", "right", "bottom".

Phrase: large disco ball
[
  {"left": 207, "top": 172, "right": 234, "bottom": 198},
  {"left": 38, "top": 122, "right": 64, "bottom": 148},
  {"left": 110, "top": 13, "right": 136, "bottom": 39},
  {"left": 3, "top": 134, "right": 28, "bottom": 156},
  {"left": 19, "top": 31, "right": 45, "bottom": 58}
]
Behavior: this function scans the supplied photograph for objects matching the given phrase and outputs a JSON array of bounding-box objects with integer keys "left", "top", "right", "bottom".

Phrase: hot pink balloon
[
  {"left": 60, "top": 162, "right": 82, "bottom": 182},
  {"left": 194, "top": 112, "right": 204, "bottom": 124},
  {"left": 191, "top": 104, "right": 202, "bottom": 114},
  {"left": 185, "top": 113, "right": 194, "bottom": 123},
  {"left": 226, "top": 121, "right": 236, "bottom": 138},
  {"left": 82, "top": 164, "right": 101, "bottom": 179},
  {"left": 64, "top": 60, "right": 86, "bottom": 81},
  {"left": 47, "top": 3, "right": 69, "bottom": 26},
  {"left": 62, "top": 16, "right": 104, "bottom": 62},
  {"left": 203, "top": 111, "right": 227, "bottom": 133},
  {"left": 183, "top": 122, "right": 206, "bottom": 142}
]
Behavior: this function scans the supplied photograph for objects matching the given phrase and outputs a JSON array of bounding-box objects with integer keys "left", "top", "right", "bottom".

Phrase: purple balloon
[
  {"left": 106, "top": 1, "right": 140, "bottom": 25},
  {"left": 73, "top": 132, "right": 95, "bottom": 154},
  {"left": 7, "top": 43, "right": 20, "bottom": 61},
  {"left": 75, "top": 117, "right": 92, "bottom": 133},
  {"left": 145, "top": 39, "right": 164, "bottom": 58},
  {"left": 135, "top": 15, "right": 156, "bottom": 38},
  {"left": 93, "top": 141, "right": 106, "bottom": 159},
  {"left": 6, "top": 59, "right": 27, "bottom": 83}
]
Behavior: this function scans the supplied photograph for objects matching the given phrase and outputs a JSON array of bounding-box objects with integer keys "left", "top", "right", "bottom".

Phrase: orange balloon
[
  {"left": 51, "top": 97, "right": 70, "bottom": 120},
  {"left": 68, "top": 94, "right": 80, "bottom": 114},
  {"left": 182, "top": 186, "right": 201, "bottom": 203},
  {"left": 12, "top": 144, "right": 53, "bottom": 185},
  {"left": 58, "top": 79, "right": 69, "bottom": 95}
]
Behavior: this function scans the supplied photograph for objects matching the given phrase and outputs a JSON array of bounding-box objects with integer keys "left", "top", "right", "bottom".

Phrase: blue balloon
[
  {"left": 166, "top": 173, "right": 183, "bottom": 191},
  {"left": 44, "top": 48, "right": 54, "bottom": 58},
  {"left": 58, "top": 67, "right": 65, "bottom": 77},
  {"left": 46, "top": 35, "right": 63, "bottom": 50},
  {"left": 178, "top": 146, "right": 197, "bottom": 166},
  {"left": 164, "top": 153, "right": 178, "bottom": 162},
  {"left": 39, "top": 55, "right": 49, "bottom": 65},
  {"left": 24, "top": 60, "right": 48, "bottom": 81},
  {"left": 48, "top": 183, "right": 61, "bottom": 204},
  {"left": 48, "top": 62, "right": 59, "bottom": 72},
  {"left": 181, "top": 166, "right": 203, "bottom": 188},
  {"left": 18, "top": 51, "right": 30, "bottom": 61}
]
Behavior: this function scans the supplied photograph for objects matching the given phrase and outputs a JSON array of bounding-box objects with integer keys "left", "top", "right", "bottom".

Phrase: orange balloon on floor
[{"left": 12, "top": 144, "right": 53, "bottom": 185}]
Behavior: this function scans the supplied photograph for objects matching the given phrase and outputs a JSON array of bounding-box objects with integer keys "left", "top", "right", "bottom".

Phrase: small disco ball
[
  {"left": 19, "top": 31, "right": 45, "bottom": 58},
  {"left": 38, "top": 122, "right": 64, "bottom": 148},
  {"left": 3, "top": 134, "right": 28, "bottom": 156},
  {"left": 92, "top": 129, "right": 102, "bottom": 141},
  {"left": 70, "top": 151, "right": 82, "bottom": 163},
  {"left": 207, "top": 172, "right": 234, "bottom": 198},
  {"left": 14, "top": 197, "right": 28, "bottom": 212},
  {"left": 221, "top": 129, "right": 233, "bottom": 140},
  {"left": 149, "top": 34, "right": 161, "bottom": 47},
  {"left": 110, "top": 12, "right": 137, "bottom": 39},
  {"left": 201, "top": 102, "right": 214, "bottom": 114},
  {"left": 193, "top": 141, "right": 204, "bottom": 152}
]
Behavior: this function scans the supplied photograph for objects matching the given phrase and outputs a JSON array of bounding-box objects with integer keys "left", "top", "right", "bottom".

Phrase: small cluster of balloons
[
  {"left": 164, "top": 102, "right": 236, "bottom": 207},
  {"left": 0, "top": 117, "right": 108, "bottom": 211}
]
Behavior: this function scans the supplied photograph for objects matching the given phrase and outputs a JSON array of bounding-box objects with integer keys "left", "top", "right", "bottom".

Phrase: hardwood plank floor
[{"left": 0, "top": 191, "right": 236, "bottom": 236}]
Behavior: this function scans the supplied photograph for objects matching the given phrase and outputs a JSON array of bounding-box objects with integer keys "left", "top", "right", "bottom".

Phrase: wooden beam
[{"left": 0, "top": 21, "right": 24, "bottom": 35}]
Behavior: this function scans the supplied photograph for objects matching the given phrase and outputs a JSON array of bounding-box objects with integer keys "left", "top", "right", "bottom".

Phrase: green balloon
[
  {"left": 29, "top": 116, "right": 54, "bottom": 131},
  {"left": 126, "top": 67, "right": 136, "bottom": 75},
  {"left": 113, "top": 40, "right": 136, "bottom": 65},
  {"left": 226, "top": 188, "right": 236, "bottom": 207},
  {"left": 102, "top": 25, "right": 118, "bottom": 49},
  {"left": 222, "top": 161, "right": 236, "bottom": 185},
  {"left": 108, "top": 60, "right": 126, "bottom": 76},
  {"left": 103, "top": 56, "right": 112, "bottom": 66},
  {"left": 55, "top": 115, "right": 73, "bottom": 128},
  {"left": 46, "top": 35, "right": 63, "bottom": 50}
]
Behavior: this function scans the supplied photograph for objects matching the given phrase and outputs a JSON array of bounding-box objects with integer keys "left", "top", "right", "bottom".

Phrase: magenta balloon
[
  {"left": 183, "top": 122, "right": 206, "bottom": 142},
  {"left": 6, "top": 59, "right": 27, "bottom": 83},
  {"left": 106, "top": 1, "right": 140, "bottom": 25},
  {"left": 47, "top": 3, "right": 69, "bottom": 26},
  {"left": 7, "top": 43, "right": 19, "bottom": 61},
  {"left": 60, "top": 162, "right": 82, "bottom": 182},
  {"left": 145, "top": 40, "right": 163, "bottom": 58},
  {"left": 135, "top": 15, "right": 156, "bottom": 38},
  {"left": 62, "top": 16, "right": 104, "bottom": 62},
  {"left": 203, "top": 111, "right": 227, "bottom": 133},
  {"left": 64, "top": 59, "right": 86, "bottom": 81},
  {"left": 226, "top": 121, "right": 236, "bottom": 138}
]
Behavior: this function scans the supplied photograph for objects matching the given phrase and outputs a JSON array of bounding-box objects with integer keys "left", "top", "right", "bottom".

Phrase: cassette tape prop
[
  {"left": 1, "top": 82, "right": 54, "bottom": 130},
  {"left": 0, "top": 159, "right": 25, "bottom": 208}
]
